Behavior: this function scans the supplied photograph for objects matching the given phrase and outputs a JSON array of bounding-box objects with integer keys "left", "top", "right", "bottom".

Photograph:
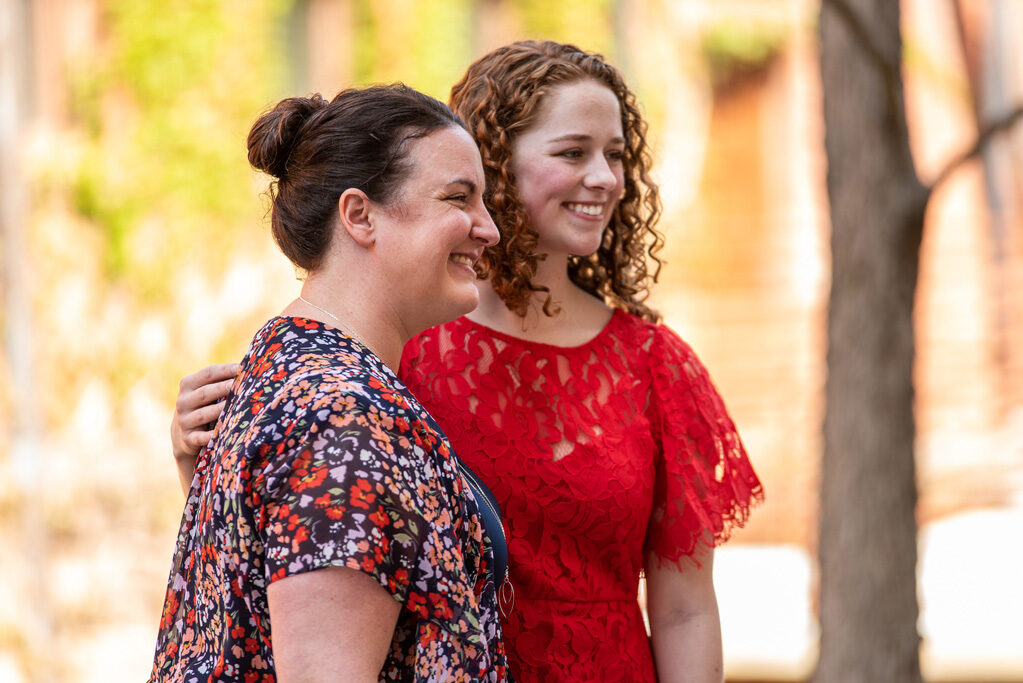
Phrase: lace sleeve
[{"left": 645, "top": 326, "right": 763, "bottom": 567}]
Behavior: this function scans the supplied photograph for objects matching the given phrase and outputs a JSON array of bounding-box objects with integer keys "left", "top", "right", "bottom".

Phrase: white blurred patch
[
  {"left": 920, "top": 505, "right": 1023, "bottom": 679},
  {"left": 716, "top": 543, "right": 817, "bottom": 680}
]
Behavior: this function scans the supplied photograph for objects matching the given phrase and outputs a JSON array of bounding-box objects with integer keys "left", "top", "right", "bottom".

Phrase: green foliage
[
  {"left": 51, "top": 0, "right": 629, "bottom": 419},
  {"left": 65, "top": 0, "right": 622, "bottom": 298},
  {"left": 352, "top": 0, "right": 472, "bottom": 100},
  {"left": 68, "top": 0, "right": 292, "bottom": 293},
  {"left": 517, "top": 0, "right": 615, "bottom": 56},
  {"left": 39, "top": 0, "right": 300, "bottom": 433},
  {"left": 352, "top": 0, "right": 378, "bottom": 85},
  {"left": 700, "top": 19, "right": 787, "bottom": 89},
  {"left": 407, "top": 0, "right": 473, "bottom": 99},
  {"left": 351, "top": 0, "right": 616, "bottom": 99}
]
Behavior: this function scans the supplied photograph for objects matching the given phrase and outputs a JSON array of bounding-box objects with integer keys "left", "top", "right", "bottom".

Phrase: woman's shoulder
[
  {"left": 609, "top": 309, "right": 696, "bottom": 361},
  {"left": 248, "top": 363, "right": 439, "bottom": 501},
  {"left": 251, "top": 316, "right": 397, "bottom": 386},
  {"left": 233, "top": 319, "right": 415, "bottom": 441}
]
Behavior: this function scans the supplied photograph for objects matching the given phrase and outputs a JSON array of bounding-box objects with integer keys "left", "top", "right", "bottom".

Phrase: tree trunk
[
  {"left": 471, "top": 0, "right": 517, "bottom": 59},
  {"left": 306, "top": 0, "right": 354, "bottom": 94},
  {"left": 816, "top": 0, "right": 928, "bottom": 681},
  {"left": 1, "top": 0, "right": 53, "bottom": 678}
]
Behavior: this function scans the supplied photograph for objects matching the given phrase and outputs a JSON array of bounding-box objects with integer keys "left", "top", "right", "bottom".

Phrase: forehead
[
  {"left": 403, "top": 126, "right": 483, "bottom": 183},
  {"left": 527, "top": 79, "right": 623, "bottom": 136}
]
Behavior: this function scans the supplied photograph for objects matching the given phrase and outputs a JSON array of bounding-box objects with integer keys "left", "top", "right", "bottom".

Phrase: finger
[
  {"left": 193, "top": 377, "right": 235, "bottom": 407},
  {"left": 200, "top": 362, "right": 242, "bottom": 385},
  {"left": 178, "top": 401, "right": 227, "bottom": 430},
  {"left": 185, "top": 429, "right": 216, "bottom": 451},
  {"left": 177, "top": 377, "right": 235, "bottom": 412},
  {"left": 179, "top": 363, "right": 242, "bottom": 392}
]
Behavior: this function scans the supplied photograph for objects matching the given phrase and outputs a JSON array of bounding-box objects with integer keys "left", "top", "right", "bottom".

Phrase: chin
[
  {"left": 461, "top": 287, "right": 481, "bottom": 314},
  {"left": 568, "top": 238, "right": 605, "bottom": 258},
  {"left": 561, "top": 228, "right": 607, "bottom": 257},
  {"left": 429, "top": 286, "right": 479, "bottom": 327}
]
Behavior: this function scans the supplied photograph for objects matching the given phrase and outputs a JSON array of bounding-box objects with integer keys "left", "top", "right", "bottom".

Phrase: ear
[{"left": 337, "top": 188, "right": 377, "bottom": 248}]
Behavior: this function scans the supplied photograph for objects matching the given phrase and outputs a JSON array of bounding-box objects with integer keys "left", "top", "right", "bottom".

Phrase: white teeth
[
  {"left": 566, "top": 203, "right": 603, "bottom": 216},
  {"left": 450, "top": 254, "right": 474, "bottom": 266}
]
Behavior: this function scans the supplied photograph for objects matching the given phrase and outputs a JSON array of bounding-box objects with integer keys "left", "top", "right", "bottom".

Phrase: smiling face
[
  {"left": 376, "top": 125, "right": 498, "bottom": 331},
  {"left": 509, "top": 79, "right": 626, "bottom": 258}
]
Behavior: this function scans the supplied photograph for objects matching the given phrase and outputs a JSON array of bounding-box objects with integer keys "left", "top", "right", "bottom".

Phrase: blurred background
[{"left": 1, "top": 0, "right": 1021, "bottom": 681}]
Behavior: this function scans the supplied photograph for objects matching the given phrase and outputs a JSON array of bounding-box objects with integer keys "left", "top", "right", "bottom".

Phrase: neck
[
  {"left": 533, "top": 253, "right": 577, "bottom": 301},
  {"left": 285, "top": 272, "right": 407, "bottom": 371},
  {"left": 469, "top": 253, "right": 613, "bottom": 343}
]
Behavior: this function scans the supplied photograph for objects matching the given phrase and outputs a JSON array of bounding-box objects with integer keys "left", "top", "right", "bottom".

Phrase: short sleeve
[
  {"left": 255, "top": 375, "right": 426, "bottom": 603},
  {"left": 645, "top": 326, "right": 763, "bottom": 566}
]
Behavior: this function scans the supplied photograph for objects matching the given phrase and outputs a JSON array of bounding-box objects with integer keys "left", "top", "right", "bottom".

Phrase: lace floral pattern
[
  {"left": 151, "top": 317, "right": 509, "bottom": 682},
  {"left": 400, "top": 310, "right": 762, "bottom": 681}
]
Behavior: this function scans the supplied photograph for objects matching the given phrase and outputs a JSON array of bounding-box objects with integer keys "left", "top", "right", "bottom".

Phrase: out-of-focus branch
[{"left": 929, "top": 105, "right": 1023, "bottom": 191}]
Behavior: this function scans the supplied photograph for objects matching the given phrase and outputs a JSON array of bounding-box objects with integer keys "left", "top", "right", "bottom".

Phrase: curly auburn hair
[{"left": 449, "top": 40, "right": 664, "bottom": 322}]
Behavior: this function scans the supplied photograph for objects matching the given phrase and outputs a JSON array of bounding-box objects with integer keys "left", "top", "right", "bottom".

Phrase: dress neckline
[{"left": 459, "top": 308, "right": 623, "bottom": 352}]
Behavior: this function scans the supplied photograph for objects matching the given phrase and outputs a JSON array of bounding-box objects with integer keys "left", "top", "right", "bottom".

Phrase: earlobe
[{"left": 338, "top": 189, "right": 376, "bottom": 247}]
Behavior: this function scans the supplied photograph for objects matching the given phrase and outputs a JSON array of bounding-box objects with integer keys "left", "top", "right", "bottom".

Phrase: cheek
[
  {"left": 518, "top": 163, "right": 577, "bottom": 214},
  {"left": 438, "top": 212, "right": 472, "bottom": 253},
  {"left": 430, "top": 214, "right": 471, "bottom": 265}
]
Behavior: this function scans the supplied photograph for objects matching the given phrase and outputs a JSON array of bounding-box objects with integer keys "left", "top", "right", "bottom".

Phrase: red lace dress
[{"left": 399, "top": 309, "right": 763, "bottom": 681}]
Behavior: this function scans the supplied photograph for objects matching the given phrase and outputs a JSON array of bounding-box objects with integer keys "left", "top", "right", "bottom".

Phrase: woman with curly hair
[{"left": 172, "top": 41, "right": 762, "bottom": 682}]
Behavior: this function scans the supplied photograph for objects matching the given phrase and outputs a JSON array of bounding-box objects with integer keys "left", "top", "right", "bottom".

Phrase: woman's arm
[
  {"left": 268, "top": 566, "right": 402, "bottom": 683},
  {"left": 170, "top": 363, "right": 240, "bottom": 493},
  {"left": 646, "top": 546, "right": 724, "bottom": 683}
]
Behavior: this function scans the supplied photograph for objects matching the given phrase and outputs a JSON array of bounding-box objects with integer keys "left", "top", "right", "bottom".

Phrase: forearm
[
  {"left": 650, "top": 606, "right": 723, "bottom": 683},
  {"left": 646, "top": 546, "right": 723, "bottom": 683}
]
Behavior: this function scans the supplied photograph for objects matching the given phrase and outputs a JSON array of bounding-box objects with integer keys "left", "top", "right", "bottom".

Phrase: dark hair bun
[
  {"left": 247, "top": 94, "right": 328, "bottom": 178},
  {"left": 245, "top": 85, "right": 465, "bottom": 272}
]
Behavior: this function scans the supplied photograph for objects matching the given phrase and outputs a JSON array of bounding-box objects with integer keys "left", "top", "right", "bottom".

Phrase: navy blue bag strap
[{"left": 454, "top": 455, "right": 508, "bottom": 584}]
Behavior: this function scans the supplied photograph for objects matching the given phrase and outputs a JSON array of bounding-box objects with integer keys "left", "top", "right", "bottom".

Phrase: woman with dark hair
[
  {"left": 151, "top": 84, "right": 509, "bottom": 682},
  {"left": 173, "top": 42, "right": 762, "bottom": 682}
]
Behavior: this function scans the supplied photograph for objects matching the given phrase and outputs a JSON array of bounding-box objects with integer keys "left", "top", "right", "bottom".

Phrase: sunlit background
[{"left": 1, "top": 0, "right": 1021, "bottom": 681}]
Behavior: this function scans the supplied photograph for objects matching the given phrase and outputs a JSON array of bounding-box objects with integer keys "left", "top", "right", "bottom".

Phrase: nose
[
  {"left": 584, "top": 154, "right": 617, "bottom": 192},
  {"left": 471, "top": 204, "right": 500, "bottom": 247}
]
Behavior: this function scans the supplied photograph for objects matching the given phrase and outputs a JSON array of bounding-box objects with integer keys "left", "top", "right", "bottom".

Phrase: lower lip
[
  {"left": 449, "top": 259, "right": 476, "bottom": 277},
  {"left": 564, "top": 204, "right": 605, "bottom": 221}
]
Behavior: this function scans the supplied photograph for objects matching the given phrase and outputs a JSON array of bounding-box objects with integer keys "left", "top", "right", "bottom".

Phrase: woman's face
[
  {"left": 509, "top": 79, "right": 626, "bottom": 258},
  {"left": 376, "top": 125, "right": 498, "bottom": 330}
]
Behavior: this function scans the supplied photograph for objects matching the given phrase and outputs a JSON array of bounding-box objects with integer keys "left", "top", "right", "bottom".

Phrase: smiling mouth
[
  {"left": 565, "top": 202, "right": 604, "bottom": 217},
  {"left": 449, "top": 254, "right": 475, "bottom": 267}
]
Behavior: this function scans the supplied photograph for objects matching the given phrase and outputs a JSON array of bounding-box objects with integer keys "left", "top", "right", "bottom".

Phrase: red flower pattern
[{"left": 150, "top": 317, "right": 509, "bottom": 682}]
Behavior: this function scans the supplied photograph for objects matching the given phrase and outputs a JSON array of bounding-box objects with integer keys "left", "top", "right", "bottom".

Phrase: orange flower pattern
[{"left": 150, "top": 317, "right": 509, "bottom": 682}]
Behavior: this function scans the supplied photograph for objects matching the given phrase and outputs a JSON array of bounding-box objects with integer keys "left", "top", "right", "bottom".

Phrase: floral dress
[
  {"left": 399, "top": 310, "right": 763, "bottom": 681},
  {"left": 151, "top": 316, "right": 510, "bottom": 683}
]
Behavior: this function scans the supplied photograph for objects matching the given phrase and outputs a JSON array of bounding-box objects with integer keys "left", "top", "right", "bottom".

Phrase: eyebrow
[
  {"left": 444, "top": 179, "right": 479, "bottom": 194},
  {"left": 548, "top": 134, "right": 626, "bottom": 144}
]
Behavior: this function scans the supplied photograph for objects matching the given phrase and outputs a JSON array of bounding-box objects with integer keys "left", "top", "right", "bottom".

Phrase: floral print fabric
[
  {"left": 151, "top": 316, "right": 509, "bottom": 683},
  {"left": 399, "top": 310, "right": 763, "bottom": 681}
]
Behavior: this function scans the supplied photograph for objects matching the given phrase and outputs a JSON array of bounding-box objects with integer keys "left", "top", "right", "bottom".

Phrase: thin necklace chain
[{"left": 298, "top": 295, "right": 374, "bottom": 353}]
